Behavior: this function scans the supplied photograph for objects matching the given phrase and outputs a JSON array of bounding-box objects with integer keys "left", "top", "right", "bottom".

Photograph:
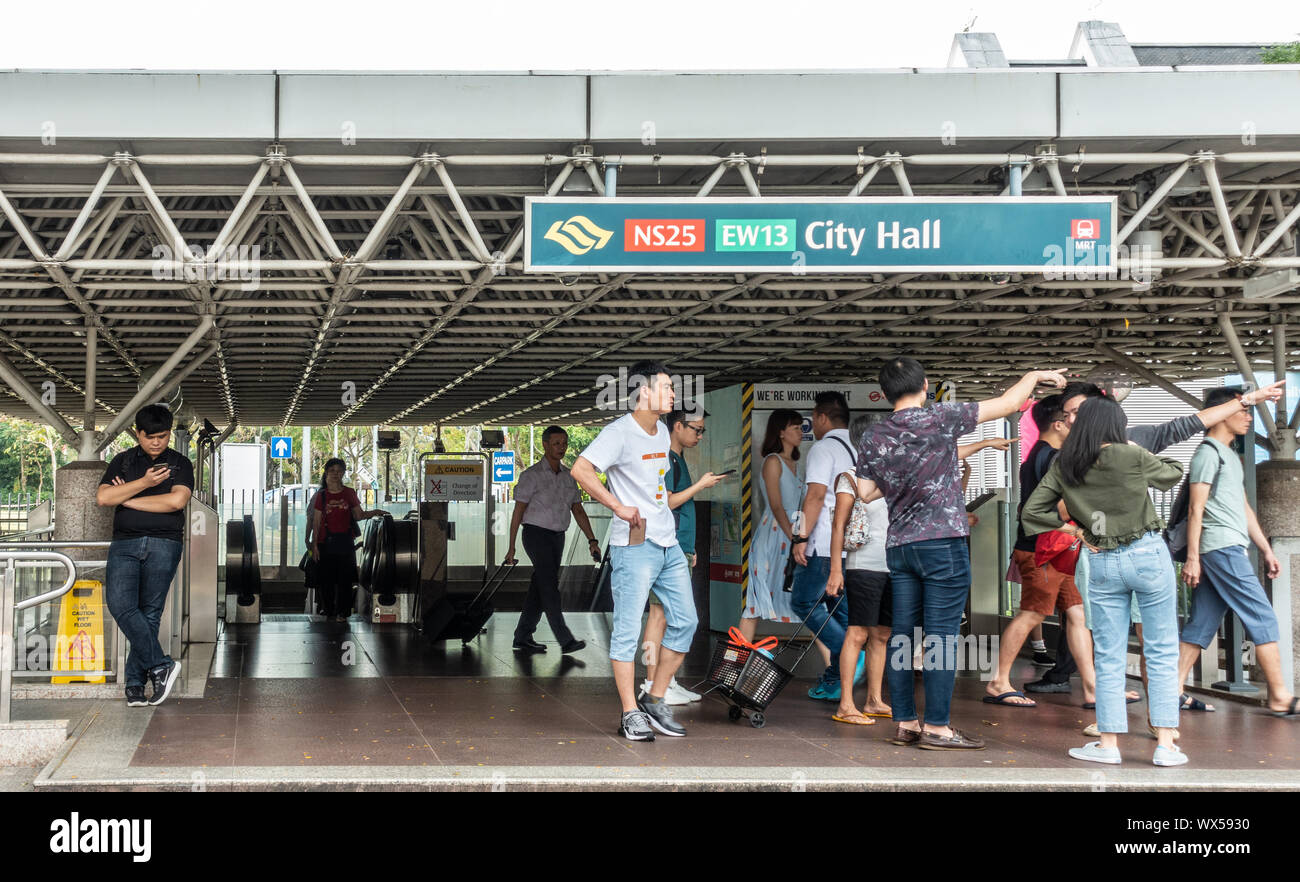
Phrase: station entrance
[{"left": 2, "top": 68, "right": 1298, "bottom": 787}]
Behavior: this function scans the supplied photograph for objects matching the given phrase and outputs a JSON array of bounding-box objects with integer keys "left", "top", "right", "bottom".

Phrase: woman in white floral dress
[{"left": 739, "top": 409, "right": 804, "bottom": 639}]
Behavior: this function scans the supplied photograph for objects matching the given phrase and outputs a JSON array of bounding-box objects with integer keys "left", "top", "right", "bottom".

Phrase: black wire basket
[
  {"left": 705, "top": 639, "right": 751, "bottom": 690},
  {"left": 731, "top": 650, "right": 793, "bottom": 711}
]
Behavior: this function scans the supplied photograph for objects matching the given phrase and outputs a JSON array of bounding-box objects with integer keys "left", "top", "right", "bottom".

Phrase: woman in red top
[{"left": 308, "top": 458, "right": 386, "bottom": 621}]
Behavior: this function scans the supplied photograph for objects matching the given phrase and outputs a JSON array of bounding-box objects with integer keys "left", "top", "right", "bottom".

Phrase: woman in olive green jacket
[{"left": 1022, "top": 396, "right": 1187, "bottom": 767}]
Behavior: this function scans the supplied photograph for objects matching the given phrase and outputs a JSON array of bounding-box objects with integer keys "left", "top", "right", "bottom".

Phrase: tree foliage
[{"left": 1262, "top": 41, "right": 1300, "bottom": 63}]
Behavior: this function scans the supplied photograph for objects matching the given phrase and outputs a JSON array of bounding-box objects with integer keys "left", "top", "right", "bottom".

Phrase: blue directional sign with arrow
[
  {"left": 270, "top": 436, "right": 293, "bottom": 459},
  {"left": 492, "top": 451, "right": 515, "bottom": 483}
]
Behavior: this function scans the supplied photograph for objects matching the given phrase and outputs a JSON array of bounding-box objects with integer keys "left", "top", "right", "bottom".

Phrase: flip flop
[
  {"left": 983, "top": 691, "right": 1036, "bottom": 707},
  {"left": 862, "top": 710, "right": 894, "bottom": 718},
  {"left": 1180, "top": 693, "right": 1215, "bottom": 712},
  {"left": 832, "top": 712, "right": 876, "bottom": 726},
  {"left": 1268, "top": 696, "right": 1300, "bottom": 719}
]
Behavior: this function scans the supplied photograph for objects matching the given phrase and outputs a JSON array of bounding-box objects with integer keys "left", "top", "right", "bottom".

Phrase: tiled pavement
[{"left": 23, "top": 614, "right": 1300, "bottom": 789}]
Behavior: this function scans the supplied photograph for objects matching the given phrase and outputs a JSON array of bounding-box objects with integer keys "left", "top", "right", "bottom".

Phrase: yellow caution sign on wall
[{"left": 52, "top": 580, "right": 106, "bottom": 684}]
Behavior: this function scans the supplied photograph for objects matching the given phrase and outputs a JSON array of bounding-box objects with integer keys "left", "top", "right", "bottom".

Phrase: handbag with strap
[{"left": 829, "top": 436, "right": 871, "bottom": 552}]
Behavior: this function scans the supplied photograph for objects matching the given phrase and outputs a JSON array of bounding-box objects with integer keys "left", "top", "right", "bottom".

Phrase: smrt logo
[
  {"left": 544, "top": 215, "right": 614, "bottom": 255},
  {"left": 1071, "top": 219, "right": 1100, "bottom": 240}
]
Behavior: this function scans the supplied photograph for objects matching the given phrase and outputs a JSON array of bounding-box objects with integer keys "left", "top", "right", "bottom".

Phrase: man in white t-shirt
[
  {"left": 789, "top": 391, "right": 855, "bottom": 701},
  {"left": 572, "top": 360, "right": 698, "bottom": 742}
]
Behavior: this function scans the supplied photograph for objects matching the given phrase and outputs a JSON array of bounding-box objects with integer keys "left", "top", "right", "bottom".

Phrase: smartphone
[
  {"left": 717, "top": 469, "right": 737, "bottom": 477},
  {"left": 628, "top": 520, "right": 646, "bottom": 546}
]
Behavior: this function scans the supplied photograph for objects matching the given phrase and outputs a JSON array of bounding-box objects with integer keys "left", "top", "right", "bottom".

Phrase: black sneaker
[
  {"left": 619, "top": 710, "right": 655, "bottom": 742},
  {"left": 637, "top": 695, "right": 686, "bottom": 737},
  {"left": 560, "top": 639, "right": 586, "bottom": 654},
  {"left": 125, "top": 686, "right": 148, "bottom": 708},
  {"left": 1024, "top": 677, "right": 1072, "bottom": 694},
  {"left": 1031, "top": 650, "right": 1055, "bottom": 666},
  {"left": 147, "top": 659, "right": 182, "bottom": 706},
  {"left": 512, "top": 638, "right": 547, "bottom": 654}
]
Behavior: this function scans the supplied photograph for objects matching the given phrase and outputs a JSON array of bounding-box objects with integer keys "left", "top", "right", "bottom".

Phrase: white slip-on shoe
[
  {"left": 1153, "top": 744, "right": 1189, "bottom": 767},
  {"left": 1068, "top": 741, "right": 1122, "bottom": 764}
]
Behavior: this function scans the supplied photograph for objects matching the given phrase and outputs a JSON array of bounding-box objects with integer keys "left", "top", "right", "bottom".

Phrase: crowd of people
[
  {"left": 95, "top": 365, "right": 1297, "bottom": 768},
  {"left": 570, "top": 359, "right": 1296, "bottom": 764}
]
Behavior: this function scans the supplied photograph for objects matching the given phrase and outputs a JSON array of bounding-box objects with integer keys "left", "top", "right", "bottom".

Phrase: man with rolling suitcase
[{"left": 504, "top": 425, "right": 600, "bottom": 654}]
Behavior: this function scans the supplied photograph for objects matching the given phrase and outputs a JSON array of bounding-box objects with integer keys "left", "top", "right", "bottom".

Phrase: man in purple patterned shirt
[{"left": 854, "top": 357, "right": 1065, "bottom": 750}]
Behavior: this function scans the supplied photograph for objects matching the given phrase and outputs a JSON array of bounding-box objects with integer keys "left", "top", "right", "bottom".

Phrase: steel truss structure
[{"left": 1, "top": 142, "right": 1298, "bottom": 448}]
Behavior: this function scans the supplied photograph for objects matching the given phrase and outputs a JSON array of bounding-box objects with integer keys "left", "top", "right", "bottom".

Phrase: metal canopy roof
[{"left": 0, "top": 70, "right": 1297, "bottom": 432}]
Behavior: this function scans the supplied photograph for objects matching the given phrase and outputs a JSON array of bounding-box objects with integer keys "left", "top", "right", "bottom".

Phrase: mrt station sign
[{"left": 524, "top": 196, "right": 1117, "bottom": 274}]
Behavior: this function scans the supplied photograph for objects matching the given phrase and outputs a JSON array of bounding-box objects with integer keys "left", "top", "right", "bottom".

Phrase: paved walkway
[{"left": 21, "top": 615, "right": 1300, "bottom": 791}]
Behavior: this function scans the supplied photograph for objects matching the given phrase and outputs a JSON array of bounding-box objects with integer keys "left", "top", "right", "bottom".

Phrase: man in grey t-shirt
[{"left": 1177, "top": 387, "right": 1296, "bottom": 718}]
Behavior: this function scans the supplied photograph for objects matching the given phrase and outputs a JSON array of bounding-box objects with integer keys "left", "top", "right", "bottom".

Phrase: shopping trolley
[{"left": 700, "top": 595, "right": 845, "bottom": 729}]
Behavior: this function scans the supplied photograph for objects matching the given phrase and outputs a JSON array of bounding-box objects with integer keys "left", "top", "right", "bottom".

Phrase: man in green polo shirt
[{"left": 640, "top": 406, "right": 726, "bottom": 704}]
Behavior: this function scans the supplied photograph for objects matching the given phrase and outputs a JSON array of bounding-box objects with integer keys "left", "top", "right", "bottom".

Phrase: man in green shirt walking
[
  {"left": 640, "top": 407, "right": 726, "bottom": 704},
  {"left": 1177, "top": 386, "right": 1298, "bottom": 718}
]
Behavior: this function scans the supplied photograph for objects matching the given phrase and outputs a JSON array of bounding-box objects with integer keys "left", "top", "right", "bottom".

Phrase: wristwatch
[{"left": 791, "top": 536, "right": 808, "bottom": 545}]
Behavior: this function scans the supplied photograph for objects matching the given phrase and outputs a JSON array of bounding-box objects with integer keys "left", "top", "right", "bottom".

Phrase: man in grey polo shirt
[{"left": 505, "top": 426, "right": 601, "bottom": 654}]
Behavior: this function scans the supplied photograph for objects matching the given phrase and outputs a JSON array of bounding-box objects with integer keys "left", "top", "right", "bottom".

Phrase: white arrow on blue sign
[
  {"left": 491, "top": 451, "right": 515, "bottom": 483},
  {"left": 270, "top": 436, "right": 293, "bottom": 459}
]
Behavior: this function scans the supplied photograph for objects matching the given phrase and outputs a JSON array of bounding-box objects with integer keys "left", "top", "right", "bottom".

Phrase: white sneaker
[
  {"left": 1068, "top": 741, "right": 1122, "bottom": 765},
  {"left": 641, "top": 680, "right": 691, "bottom": 706},
  {"left": 668, "top": 677, "right": 701, "bottom": 703},
  {"left": 1153, "top": 744, "right": 1189, "bottom": 767}
]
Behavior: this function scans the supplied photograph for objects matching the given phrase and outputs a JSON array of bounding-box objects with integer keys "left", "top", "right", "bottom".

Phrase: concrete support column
[
  {"left": 52, "top": 460, "right": 117, "bottom": 683},
  {"left": 1255, "top": 460, "right": 1300, "bottom": 692}
]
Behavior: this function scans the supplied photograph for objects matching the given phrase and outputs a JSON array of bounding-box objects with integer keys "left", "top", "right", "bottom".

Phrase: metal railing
[
  {"left": 0, "top": 540, "right": 120, "bottom": 721},
  {"left": 1, "top": 549, "right": 77, "bottom": 724}
]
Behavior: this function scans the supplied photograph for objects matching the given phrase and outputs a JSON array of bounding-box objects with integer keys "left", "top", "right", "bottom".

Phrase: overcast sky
[{"left": 1, "top": 0, "right": 1295, "bottom": 70}]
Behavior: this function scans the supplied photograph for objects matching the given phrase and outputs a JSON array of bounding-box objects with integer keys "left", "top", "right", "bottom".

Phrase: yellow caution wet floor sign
[{"left": 53, "top": 579, "right": 106, "bottom": 684}]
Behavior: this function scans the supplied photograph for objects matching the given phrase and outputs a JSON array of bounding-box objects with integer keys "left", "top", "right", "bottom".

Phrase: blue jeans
[
  {"left": 885, "top": 537, "right": 970, "bottom": 727},
  {"left": 105, "top": 536, "right": 183, "bottom": 688},
  {"left": 790, "top": 554, "right": 848, "bottom": 679},
  {"left": 1086, "top": 531, "right": 1180, "bottom": 733},
  {"left": 608, "top": 541, "right": 697, "bottom": 663}
]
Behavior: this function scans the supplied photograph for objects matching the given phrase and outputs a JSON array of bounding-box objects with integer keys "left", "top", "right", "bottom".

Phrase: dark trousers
[
  {"left": 105, "top": 536, "right": 183, "bottom": 688},
  {"left": 1044, "top": 622, "right": 1077, "bottom": 683},
  {"left": 515, "top": 524, "right": 575, "bottom": 645},
  {"left": 318, "top": 533, "right": 358, "bottom": 618}
]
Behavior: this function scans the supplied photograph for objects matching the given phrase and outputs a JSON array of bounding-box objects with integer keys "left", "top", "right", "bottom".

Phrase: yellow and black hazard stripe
[{"left": 740, "top": 382, "right": 753, "bottom": 610}]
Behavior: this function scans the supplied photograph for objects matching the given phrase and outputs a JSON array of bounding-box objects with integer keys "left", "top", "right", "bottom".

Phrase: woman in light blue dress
[{"left": 739, "top": 409, "right": 804, "bottom": 639}]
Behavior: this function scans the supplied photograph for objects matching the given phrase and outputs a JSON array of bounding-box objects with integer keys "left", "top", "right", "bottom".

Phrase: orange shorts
[{"left": 1013, "top": 548, "right": 1082, "bottom": 616}]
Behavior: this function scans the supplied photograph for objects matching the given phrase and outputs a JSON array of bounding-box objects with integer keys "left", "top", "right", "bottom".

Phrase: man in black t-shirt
[
  {"left": 96, "top": 405, "right": 194, "bottom": 707},
  {"left": 984, "top": 395, "right": 1081, "bottom": 707}
]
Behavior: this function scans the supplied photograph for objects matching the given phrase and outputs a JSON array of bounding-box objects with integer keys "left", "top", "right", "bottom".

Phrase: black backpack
[{"left": 1164, "top": 440, "right": 1229, "bottom": 563}]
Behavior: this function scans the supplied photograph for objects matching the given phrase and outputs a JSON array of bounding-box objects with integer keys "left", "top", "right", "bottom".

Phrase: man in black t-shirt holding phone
[{"left": 96, "top": 404, "right": 194, "bottom": 707}]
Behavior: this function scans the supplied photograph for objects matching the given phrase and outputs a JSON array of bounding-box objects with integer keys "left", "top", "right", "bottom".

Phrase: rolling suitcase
[{"left": 421, "top": 561, "right": 517, "bottom": 644}]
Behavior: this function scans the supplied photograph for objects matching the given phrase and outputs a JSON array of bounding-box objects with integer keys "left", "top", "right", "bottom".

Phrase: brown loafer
[
  {"left": 918, "top": 727, "right": 986, "bottom": 750},
  {"left": 889, "top": 725, "right": 922, "bottom": 746}
]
